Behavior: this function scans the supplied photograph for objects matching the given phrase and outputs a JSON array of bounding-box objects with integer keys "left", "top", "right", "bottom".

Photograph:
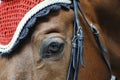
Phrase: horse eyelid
[{"left": 45, "top": 29, "right": 60, "bottom": 34}]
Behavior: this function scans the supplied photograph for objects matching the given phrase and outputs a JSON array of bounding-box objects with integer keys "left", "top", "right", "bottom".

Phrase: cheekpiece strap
[{"left": 67, "top": 0, "right": 85, "bottom": 80}]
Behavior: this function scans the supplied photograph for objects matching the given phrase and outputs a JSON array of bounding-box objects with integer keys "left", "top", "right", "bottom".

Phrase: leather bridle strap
[
  {"left": 67, "top": 0, "right": 85, "bottom": 80},
  {"left": 77, "top": 1, "right": 116, "bottom": 80},
  {"left": 67, "top": 0, "right": 116, "bottom": 80}
]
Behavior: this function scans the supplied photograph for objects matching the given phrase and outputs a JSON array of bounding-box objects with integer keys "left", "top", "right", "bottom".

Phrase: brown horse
[{"left": 0, "top": 0, "right": 119, "bottom": 80}]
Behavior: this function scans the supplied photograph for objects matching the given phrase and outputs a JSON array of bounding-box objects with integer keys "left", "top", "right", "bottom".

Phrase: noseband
[{"left": 67, "top": 0, "right": 115, "bottom": 80}]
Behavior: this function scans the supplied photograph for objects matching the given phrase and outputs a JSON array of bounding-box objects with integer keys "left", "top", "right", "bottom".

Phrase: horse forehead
[
  {"left": 41, "top": 10, "right": 74, "bottom": 24},
  {"left": 34, "top": 10, "right": 74, "bottom": 33}
]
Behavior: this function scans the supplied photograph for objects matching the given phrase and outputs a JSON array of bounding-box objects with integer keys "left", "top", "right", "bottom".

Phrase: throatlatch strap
[{"left": 77, "top": 1, "right": 115, "bottom": 80}]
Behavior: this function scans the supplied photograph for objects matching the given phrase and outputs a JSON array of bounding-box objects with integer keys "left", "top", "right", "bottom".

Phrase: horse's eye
[{"left": 40, "top": 38, "right": 65, "bottom": 59}]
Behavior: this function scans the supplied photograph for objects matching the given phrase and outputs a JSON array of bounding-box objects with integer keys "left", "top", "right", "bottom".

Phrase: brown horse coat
[
  {"left": 81, "top": 0, "right": 120, "bottom": 79},
  {"left": 0, "top": 0, "right": 120, "bottom": 79}
]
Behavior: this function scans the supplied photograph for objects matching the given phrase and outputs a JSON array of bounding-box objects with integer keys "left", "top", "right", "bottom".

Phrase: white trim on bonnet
[
  {"left": 0, "top": 0, "right": 2, "bottom": 4},
  {"left": 0, "top": 0, "right": 72, "bottom": 54}
]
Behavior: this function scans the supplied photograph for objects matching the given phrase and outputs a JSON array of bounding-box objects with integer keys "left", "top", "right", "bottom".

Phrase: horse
[{"left": 0, "top": 0, "right": 118, "bottom": 80}]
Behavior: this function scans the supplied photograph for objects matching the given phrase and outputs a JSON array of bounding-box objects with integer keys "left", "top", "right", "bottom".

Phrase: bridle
[{"left": 67, "top": 0, "right": 115, "bottom": 80}]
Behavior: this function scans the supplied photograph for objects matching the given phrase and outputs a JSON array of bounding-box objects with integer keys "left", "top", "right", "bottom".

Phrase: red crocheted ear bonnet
[{"left": 0, "top": 0, "right": 72, "bottom": 55}]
